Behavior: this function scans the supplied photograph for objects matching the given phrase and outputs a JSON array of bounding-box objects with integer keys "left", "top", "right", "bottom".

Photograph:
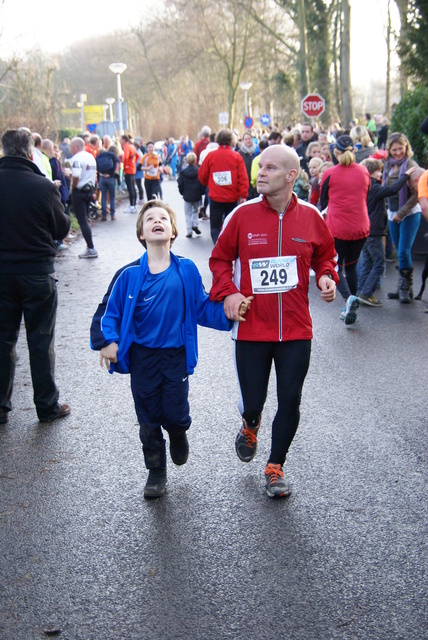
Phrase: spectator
[
  {"left": 70, "top": 137, "right": 98, "bottom": 259},
  {"left": 0, "top": 128, "right": 71, "bottom": 424},
  {"left": 177, "top": 152, "right": 206, "bottom": 238},
  {"left": 384, "top": 132, "right": 422, "bottom": 304}
]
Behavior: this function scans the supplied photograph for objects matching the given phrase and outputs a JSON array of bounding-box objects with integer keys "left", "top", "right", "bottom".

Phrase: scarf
[
  {"left": 383, "top": 156, "right": 409, "bottom": 209},
  {"left": 240, "top": 141, "right": 257, "bottom": 156}
]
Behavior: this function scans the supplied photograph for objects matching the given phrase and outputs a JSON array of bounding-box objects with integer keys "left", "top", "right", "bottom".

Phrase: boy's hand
[
  {"left": 238, "top": 296, "right": 254, "bottom": 321},
  {"left": 224, "top": 293, "right": 253, "bottom": 322},
  {"left": 100, "top": 342, "right": 118, "bottom": 370}
]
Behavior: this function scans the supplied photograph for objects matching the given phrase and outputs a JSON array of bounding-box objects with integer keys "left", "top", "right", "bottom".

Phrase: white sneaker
[
  {"left": 131, "top": 206, "right": 137, "bottom": 213},
  {"left": 79, "top": 248, "right": 98, "bottom": 259},
  {"left": 123, "top": 206, "right": 133, "bottom": 213}
]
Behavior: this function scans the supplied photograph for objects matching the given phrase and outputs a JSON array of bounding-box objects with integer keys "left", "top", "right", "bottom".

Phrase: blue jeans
[
  {"left": 358, "top": 236, "right": 385, "bottom": 296},
  {"left": 99, "top": 176, "right": 116, "bottom": 218},
  {"left": 388, "top": 213, "right": 421, "bottom": 269}
]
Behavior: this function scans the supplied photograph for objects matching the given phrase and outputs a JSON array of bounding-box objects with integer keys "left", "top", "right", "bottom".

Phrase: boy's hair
[
  {"left": 186, "top": 151, "right": 197, "bottom": 165},
  {"left": 308, "top": 156, "right": 322, "bottom": 168},
  {"left": 136, "top": 200, "right": 178, "bottom": 249},
  {"left": 360, "top": 158, "right": 382, "bottom": 175}
]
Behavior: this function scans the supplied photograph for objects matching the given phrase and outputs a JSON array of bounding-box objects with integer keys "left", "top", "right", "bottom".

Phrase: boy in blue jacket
[{"left": 91, "top": 200, "right": 251, "bottom": 498}]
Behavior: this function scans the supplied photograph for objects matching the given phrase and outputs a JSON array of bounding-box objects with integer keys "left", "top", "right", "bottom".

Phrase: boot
[
  {"left": 398, "top": 268, "right": 413, "bottom": 304},
  {"left": 387, "top": 267, "right": 400, "bottom": 299}
]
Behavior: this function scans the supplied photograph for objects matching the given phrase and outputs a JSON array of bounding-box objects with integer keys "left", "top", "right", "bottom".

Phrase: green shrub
[{"left": 391, "top": 86, "right": 428, "bottom": 167}]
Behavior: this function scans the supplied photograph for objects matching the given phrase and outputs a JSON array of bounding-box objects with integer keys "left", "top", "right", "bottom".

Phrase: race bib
[
  {"left": 213, "top": 171, "right": 232, "bottom": 186},
  {"left": 249, "top": 256, "right": 298, "bottom": 294},
  {"left": 147, "top": 165, "right": 157, "bottom": 176}
]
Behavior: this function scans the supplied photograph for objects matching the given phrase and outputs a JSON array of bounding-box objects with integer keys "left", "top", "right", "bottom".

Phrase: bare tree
[
  {"left": 393, "top": 0, "right": 409, "bottom": 96},
  {"left": 340, "top": 0, "right": 353, "bottom": 127}
]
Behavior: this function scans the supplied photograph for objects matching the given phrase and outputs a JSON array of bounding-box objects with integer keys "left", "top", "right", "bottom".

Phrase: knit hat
[{"left": 335, "top": 135, "right": 354, "bottom": 152}]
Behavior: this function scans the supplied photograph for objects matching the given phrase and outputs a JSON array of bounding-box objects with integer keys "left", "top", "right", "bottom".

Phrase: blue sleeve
[
  {"left": 90, "top": 260, "right": 138, "bottom": 350},
  {"left": 192, "top": 266, "right": 232, "bottom": 331}
]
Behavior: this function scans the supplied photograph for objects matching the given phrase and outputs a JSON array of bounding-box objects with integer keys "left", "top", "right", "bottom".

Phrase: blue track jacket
[{"left": 90, "top": 252, "right": 232, "bottom": 375}]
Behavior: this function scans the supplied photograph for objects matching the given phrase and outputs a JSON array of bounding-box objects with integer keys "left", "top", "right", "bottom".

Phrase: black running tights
[{"left": 235, "top": 340, "right": 311, "bottom": 466}]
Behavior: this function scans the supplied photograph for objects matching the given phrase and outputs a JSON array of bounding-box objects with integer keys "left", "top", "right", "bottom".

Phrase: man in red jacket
[
  {"left": 209, "top": 144, "right": 338, "bottom": 498},
  {"left": 198, "top": 128, "right": 249, "bottom": 244}
]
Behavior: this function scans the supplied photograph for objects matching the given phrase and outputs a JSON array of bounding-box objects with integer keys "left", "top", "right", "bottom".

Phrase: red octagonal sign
[{"left": 301, "top": 93, "right": 325, "bottom": 119}]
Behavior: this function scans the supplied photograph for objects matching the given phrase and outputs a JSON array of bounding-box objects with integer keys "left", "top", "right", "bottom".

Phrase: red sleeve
[{"left": 237, "top": 154, "right": 249, "bottom": 199}]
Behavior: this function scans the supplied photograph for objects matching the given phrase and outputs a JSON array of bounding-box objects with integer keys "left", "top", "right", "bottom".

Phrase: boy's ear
[{"left": 139, "top": 233, "right": 145, "bottom": 241}]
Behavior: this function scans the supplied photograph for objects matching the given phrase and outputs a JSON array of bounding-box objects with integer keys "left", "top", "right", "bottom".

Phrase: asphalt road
[{"left": 1, "top": 180, "right": 427, "bottom": 640}]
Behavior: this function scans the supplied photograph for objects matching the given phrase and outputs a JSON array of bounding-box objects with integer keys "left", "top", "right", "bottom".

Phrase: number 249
[{"left": 260, "top": 269, "right": 287, "bottom": 286}]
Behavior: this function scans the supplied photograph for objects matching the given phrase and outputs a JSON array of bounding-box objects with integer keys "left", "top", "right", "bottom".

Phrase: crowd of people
[{"left": 0, "top": 113, "right": 427, "bottom": 500}]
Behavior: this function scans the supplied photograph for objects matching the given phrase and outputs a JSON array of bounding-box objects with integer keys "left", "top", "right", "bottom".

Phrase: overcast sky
[{"left": 0, "top": 0, "right": 400, "bottom": 89}]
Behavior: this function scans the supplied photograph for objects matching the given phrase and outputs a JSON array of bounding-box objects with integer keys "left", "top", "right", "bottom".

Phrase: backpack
[{"left": 96, "top": 152, "right": 115, "bottom": 174}]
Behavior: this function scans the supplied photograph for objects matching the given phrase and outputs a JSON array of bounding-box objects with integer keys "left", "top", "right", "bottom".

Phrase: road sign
[
  {"left": 244, "top": 116, "right": 253, "bottom": 129},
  {"left": 219, "top": 112, "right": 229, "bottom": 125},
  {"left": 260, "top": 113, "right": 271, "bottom": 126},
  {"left": 301, "top": 93, "right": 325, "bottom": 119}
]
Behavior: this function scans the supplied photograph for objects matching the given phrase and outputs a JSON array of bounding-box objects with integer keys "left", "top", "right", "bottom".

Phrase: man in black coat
[{"left": 0, "top": 128, "right": 71, "bottom": 424}]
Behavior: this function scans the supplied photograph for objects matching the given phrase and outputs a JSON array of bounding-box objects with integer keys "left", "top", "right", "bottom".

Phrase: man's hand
[
  {"left": 318, "top": 275, "right": 336, "bottom": 303},
  {"left": 100, "top": 342, "right": 118, "bottom": 370},
  {"left": 224, "top": 293, "right": 254, "bottom": 322}
]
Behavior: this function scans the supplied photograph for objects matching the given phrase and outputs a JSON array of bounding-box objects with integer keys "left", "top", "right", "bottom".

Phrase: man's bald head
[
  {"left": 260, "top": 144, "right": 300, "bottom": 174},
  {"left": 257, "top": 144, "right": 300, "bottom": 205}
]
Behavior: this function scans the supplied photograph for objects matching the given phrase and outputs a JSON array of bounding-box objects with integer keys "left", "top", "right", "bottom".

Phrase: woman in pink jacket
[{"left": 320, "top": 135, "right": 370, "bottom": 325}]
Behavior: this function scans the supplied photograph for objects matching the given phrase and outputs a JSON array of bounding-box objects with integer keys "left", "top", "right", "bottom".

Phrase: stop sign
[{"left": 301, "top": 93, "right": 325, "bottom": 119}]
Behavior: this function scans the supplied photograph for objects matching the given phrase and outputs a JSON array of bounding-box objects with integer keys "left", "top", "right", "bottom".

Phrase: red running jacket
[
  {"left": 320, "top": 163, "right": 371, "bottom": 240},
  {"left": 209, "top": 194, "right": 338, "bottom": 342},
  {"left": 198, "top": 145, "right": 249, "bottom": 203}
]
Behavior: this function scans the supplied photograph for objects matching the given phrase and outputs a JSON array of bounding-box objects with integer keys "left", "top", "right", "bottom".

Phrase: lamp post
[
  {"left": 77, "top": 93, "right": 87, "bottom": 132},
  {"left": 105, "top": 97, "right": 115, "bottom": 122},
  {"left": 109, "top": 63, "right": 127, "bottom": 134},
  {"left": 240, "top": 81, "right": 252, "bottom": 118}
]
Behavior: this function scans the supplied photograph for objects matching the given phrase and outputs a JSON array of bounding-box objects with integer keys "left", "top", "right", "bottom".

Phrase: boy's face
[
  {"left": 371, "top": 169, "right": 383, "bottom": 181},
  {"left": 140, "top": 207, "right": 174, "bottom": 245}
]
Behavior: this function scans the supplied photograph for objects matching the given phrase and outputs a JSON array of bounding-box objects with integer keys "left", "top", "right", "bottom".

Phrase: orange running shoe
[
  {"left": 264, "top": 463, "right": 291, "bottom": 498},
  {"left": 235, "top": 417, "right": 261, "bottom": 462}
]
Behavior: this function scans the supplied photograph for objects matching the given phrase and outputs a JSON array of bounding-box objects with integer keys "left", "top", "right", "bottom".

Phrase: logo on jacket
[{"left": 248, "top": 233, "right": 268, "bottom": 246}]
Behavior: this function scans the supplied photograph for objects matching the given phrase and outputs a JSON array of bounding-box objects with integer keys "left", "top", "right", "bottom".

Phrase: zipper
[{"left": 278, "top": 211, "right": 284, "bottom": 342}]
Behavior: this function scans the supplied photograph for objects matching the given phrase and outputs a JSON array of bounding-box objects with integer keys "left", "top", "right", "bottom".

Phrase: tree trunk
[
  {"left": 385, "top": 0, "right": 391, "bottom": 114},
  {"left": 297, "top": 0, "right": 310, "bottom": 97},
  {"left": 393, "top": 0, "right": 409, "bottom": 96},
  {"left": 340, "top": 0, "right": 353, "bottom": 127}
]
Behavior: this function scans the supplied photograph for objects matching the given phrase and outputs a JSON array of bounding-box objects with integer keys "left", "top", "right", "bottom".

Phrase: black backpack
[{"left": 96, "top": 152, "right": 115, "bottom": 175}]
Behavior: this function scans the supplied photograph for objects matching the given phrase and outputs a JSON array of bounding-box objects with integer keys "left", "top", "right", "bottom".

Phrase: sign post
[{"left": 301, "top": 93, "right": 325, "bottom": 120}]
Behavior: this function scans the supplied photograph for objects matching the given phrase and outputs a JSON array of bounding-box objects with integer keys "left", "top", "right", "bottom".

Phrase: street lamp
[
  {"left": 240, "top": 81, "right": 252, "bottom": 118},
  {"left": 105, "top": 97, "right": 115, "bottom": 122},
  {"left": 77, "top": 93, "right": 87, "bottom": 132},
  {"left": 109, "top": 63, "right": 127, "bottom": 135}
]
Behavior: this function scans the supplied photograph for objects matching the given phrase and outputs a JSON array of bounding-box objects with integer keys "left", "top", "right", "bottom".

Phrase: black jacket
[
  {"left": 177, "top": 165, "right": 206, "bottom": 203},
  {"left": 0, "top": 156, "right": 70, "bottom": 274},
  {"left": 367, "top": 174, "right": 409, "bottom": 236}
]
